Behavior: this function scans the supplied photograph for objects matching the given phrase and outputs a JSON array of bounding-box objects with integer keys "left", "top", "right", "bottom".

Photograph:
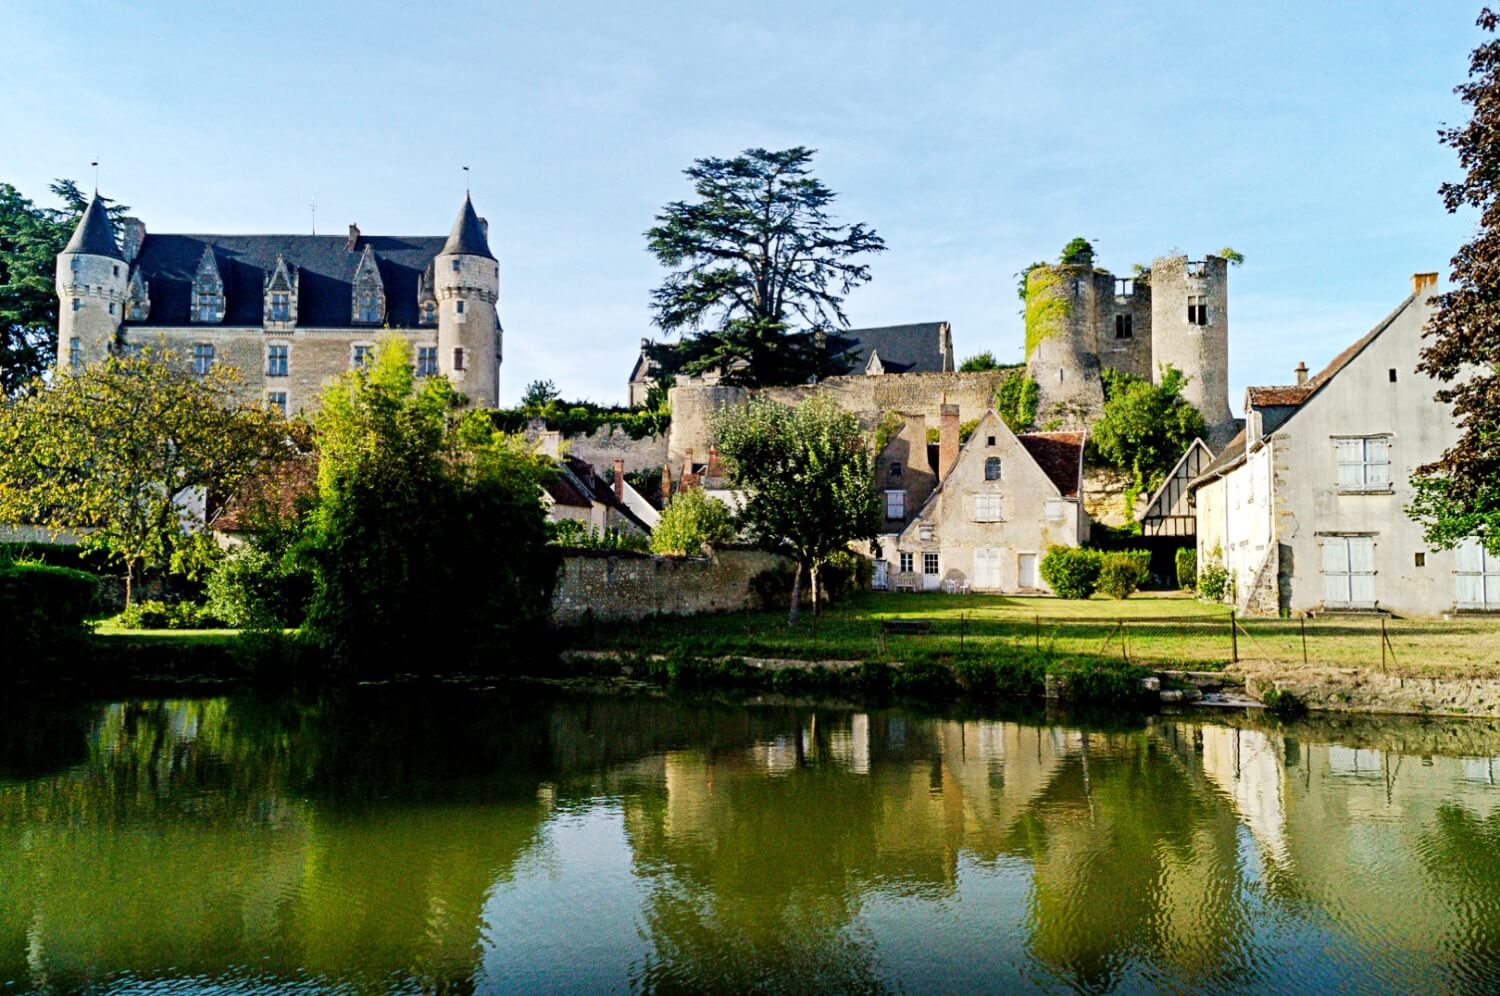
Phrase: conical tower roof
[
  {"left": 63, "top": 194, "right": 124, "bottom": 260},
  {"left": 440, "top": 193, "right": 494, "bottom": 259}
]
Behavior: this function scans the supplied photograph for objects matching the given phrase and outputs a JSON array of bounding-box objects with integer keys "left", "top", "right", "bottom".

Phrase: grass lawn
[
  {"left": 572, "top": 591, "right": 1500, "bottom": 677},
  {"left": 91, "top": 619, "right": 245, "bottom": 647}
]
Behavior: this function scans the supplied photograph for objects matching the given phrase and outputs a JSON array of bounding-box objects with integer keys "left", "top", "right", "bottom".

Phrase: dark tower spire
[
  {"left": 63, "top": 194, "right": 124, "bottom": 260},
  {"left": 441, "top": 193, "right": 494, "bottom": 259}
]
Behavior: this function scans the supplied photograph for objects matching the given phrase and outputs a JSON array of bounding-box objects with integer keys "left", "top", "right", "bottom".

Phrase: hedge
[
  {"left": 1175, "top": 547, "right": 1197, "bottom": 591},
  {"left": 1, "top": 562, "right": 100, "bottom": 670},
  {"left": 1039, "top": 547, "right": 1103, "bottom": 599}
]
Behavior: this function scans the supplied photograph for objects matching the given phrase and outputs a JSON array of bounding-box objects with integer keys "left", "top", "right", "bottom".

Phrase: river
[{"left": 3, "top": 685, "right": 1500, "bottom": 993}]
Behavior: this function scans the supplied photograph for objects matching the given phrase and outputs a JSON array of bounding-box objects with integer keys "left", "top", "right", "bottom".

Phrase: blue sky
[{"left": 1, "top": 1, "right": 1482, "bottom": 407}]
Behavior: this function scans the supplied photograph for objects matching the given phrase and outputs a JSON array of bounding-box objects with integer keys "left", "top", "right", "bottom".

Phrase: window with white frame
[
  {"left": 899, "top": 552, "right": 913, "bottom": 574},
  {"left": 985, "top": 457, "right": 1002, "bottom": 481},
  {"left": 923, "top": 553, "right": 940, "bottom": 576},
  {"left": 974, "top": 494, "right": 1002, "bottom": 522},
  {"left": 266, "top": 343, "right": 288, "bottom": 377},
  {"left": 885, "top": 490, "right": 905, "bottom": 520},
  {"left": 1335, "top": 436, "right": 1391, "bottom": 491},
  {"left": 266, "top": 391, "right": 288, "bottom": 416},
  {"left": 416, "top": 345, "right": 438, "bottom": 376},
  {"left": 270, "top": 292, "right": 291, "bottom": 322},
  {"left": 352, "top": 344, "right": 373, "bottom": 369},
  {"left": 192, "top": 342, "right": 214, "bottom": 376}
]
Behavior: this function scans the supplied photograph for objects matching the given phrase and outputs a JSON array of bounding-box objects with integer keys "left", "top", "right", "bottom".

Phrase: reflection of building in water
[{"left": 1198, "top": 724, "right": 1290, "bottom": 865}]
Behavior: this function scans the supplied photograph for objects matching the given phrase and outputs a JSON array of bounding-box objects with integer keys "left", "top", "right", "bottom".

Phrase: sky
[{"left": 0, "top": 1, "right": 1484, "bottom": 409}]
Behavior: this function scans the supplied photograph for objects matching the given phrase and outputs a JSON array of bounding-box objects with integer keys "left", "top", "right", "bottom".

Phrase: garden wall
[{"left": 553, "top": 548, "right": 784, "bottom": 624}]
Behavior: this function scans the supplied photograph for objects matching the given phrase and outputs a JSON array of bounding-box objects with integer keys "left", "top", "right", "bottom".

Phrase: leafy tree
[
  {"left": 302, "top": 335, "right": 559, "bottom": 667},
  {"left": 712, "top": 394, "right": 879, "bottom": 624},
  {"left": 646, "top": 147, "right": 886, "bottom": 387},
  {"left": 1217, "top": 247, "right": 1246, "bottom": 266},
  {"left": 958, "top": 350, "right": 1000, "bottom": 372},
  {"left": 0, "top": 349, "right": 288, "bottom": 602},
  {"left": 650, "top": 488, "right": 733, "bottom": 555},
  {"left": 0, "top": 180, "right": 129, "bottom": 394},
  {"left": 1059, "top": 237, "right": 1095, "bottom": 267},
  {"left": 521, "top": 378, "right": 560, "bottom": 412},
  {"left": 1089, "top": 366, "right": 1207, "bottom": 494},
  {"left": 1411, "top": 8, "right": 1500, "bottom": 554}
]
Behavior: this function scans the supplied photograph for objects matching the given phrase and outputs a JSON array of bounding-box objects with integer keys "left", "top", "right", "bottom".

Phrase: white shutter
[
  {"left": 1456, "top": 537, "right": 1484, "bottom": 573},
  {"left": 1323, "top": 537, "right": 1351, "bottom": 605},
  {"left": 1366, "top": 438, "right": 1391, "bottom": 485},
  {"left": 1349, "top": 536, "right": 1376, "bottom": 607},
  {"left": 1336, "top": 440, "right": 1363, "bottom": 487},
  {"left": 975, "top": 548, "right": 1002, "bottom": 589}
]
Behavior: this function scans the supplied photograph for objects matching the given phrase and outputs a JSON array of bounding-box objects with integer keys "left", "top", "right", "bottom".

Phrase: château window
[
  {"left": 456, "top": 300, "right": 465, "bottom": 314},
  {"left": 193, "top": 343, "right": 214, "bottom": 376},
  {"left": 885, "top": 490, "right": 905, "bottom": 520},
  {"left": 267, "top": 344, "right": 288, "bottom": 377},
  {"left": 923, "top": 553, "right": 940, "bottom": 576},
  {"left": 452, "top": 259, "right": 462, "bottom": 272},
  {"left": 985, "top": 457, "right": 1002, "bottom": 481},
  {"left": 129, "top": 300, "right": 146, "bottom": 321},
  {"left": 889, "top": 461, "right": 903, "bottom": 480},
  {"left": 270, "top": 292, "right": 291, "bottom": 322},
  {"left": 422, "top": 302, "right": 437, "bottom": 324},
  {"left": 1335, "top": 436, "right": 1392, "bottom": 492},
  {"left": 356, "top": 295, "right": 381, "bottom": 324},
  {"left": 352, "top": 345, "right": 373, "bottom": 369},
  {"left": 69, "top": 338, "right": 81, "bottom": 369},
  {"left": 113, "top": 265, "right": 119, "bottom": 277},
  {"left": 70, "top": 258, "right": 80, "bottom": 272},
  {"left": 195, "top": 292, "right": 220, "bottom": 323},
  {"left": 108, "top": 302, "right": 115, "bottom": 315},
  {"left": 1187, "top": 296, "right": 1208, "bottom": 326},
  {"left": 72, "top": 298, "right": 82, "bottom": 312},
  {"left": 416, "top": 346, "right": 438, "bottom": 376},
  {"left": 453, "top": 347, "right": 465, "bottom": 371},
  {"left": 267, "top": 391, "right": 288, "bottom": 416},
  {"left": 986, "top": 436, "right": 996, "bottom": 447},
  {"left": 899, "top": 552, "right": 914, "bottom": 574},
  {"left": 974, "top": 495, "right": 1003, "bottom": 522},
  {"left": 1115, "top": 314, "right": 1133, "bottom": 339}
]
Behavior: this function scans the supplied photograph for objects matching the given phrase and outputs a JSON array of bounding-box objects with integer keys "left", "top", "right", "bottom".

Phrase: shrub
[
  {"left": 0, "top": 562, "right": 99, "bottom": 667},
  {"left": 206, "top": 542, "right": 314, "bottom": 629},
  {"left": 650, "top": 489, "right": 734, "bottom": 555},
  {"left": 116, "top": 599, "right": 222, "bottom": 630},
  {"left": 1198, "top": 559, "right": 1230, "bottom": 602},
  {"left": 1175, "top": 547, "right": 1197, "bottom": 591},
  {"left": 749, "top": 553, "right": 867, "bottom": 610},
  {"left": 891, "top": 659, "right": 956, "bottom": 698},
  {"left": 1039, "top": 546, "right": 1103, "bottom": 599},
  {"left": 1098, "top": 551, "right": 1150, "bottom": 599}
]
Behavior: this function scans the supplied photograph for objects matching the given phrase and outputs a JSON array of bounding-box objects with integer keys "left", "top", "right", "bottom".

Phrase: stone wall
[
  {"left": 539, "top": 423, "right": 668, "bottom": 474},
  {"left": 552, "top": 548, "right": 784, "bottom": 624}
]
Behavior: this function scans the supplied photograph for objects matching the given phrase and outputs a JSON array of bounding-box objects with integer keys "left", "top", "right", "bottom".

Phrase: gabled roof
[
  {"left": 826, "top": 322, "right": 949, "bottom": 375},
  {"left": 63, "top": 194, "right": 124, "bottom": 259},
  {"left": 1016, "top": 431, "right": 1085, "bottom": 498},
  {"left": 1189, "top": 428, "right": 1247, "bottom": 490},
  {"left": 565, "top": 457, "right": 653, "bottom": 533},
  {"left": 545, "top": 474, "right": 592, "bottom": 508},
  {"left": 441, "top": 193, "right": 495, "bottom": 259},
  {"left": 1138, "top": 438, "right": 1213, "bottom": 521}
]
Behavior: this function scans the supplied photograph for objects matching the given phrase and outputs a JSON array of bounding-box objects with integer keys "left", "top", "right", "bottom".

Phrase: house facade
[
  {"left": 1190, "top": 273, "right": 1484, "bottom": 617},
  {"left": 881, "top": 405, "right": 1085, "bottom": 593}
]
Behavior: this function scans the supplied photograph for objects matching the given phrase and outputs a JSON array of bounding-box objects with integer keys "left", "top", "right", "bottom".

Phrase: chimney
[
  {"left": 707, "top": 444, "right": 722, "bottom": 479},
  {"left": 1412, "top": 272, "right": 1438, "bottom": 298},
  {"left": 119, "top": 218, "right": 146, "bottom": 263},
  {"left": 535, "top": 430, "right": 561, "bottom": 460},
  {"left": 346, "top": 224, "right": 360, "bottom": 251},
  {"left": 938, "top": 404, "right": 960, "bottom": 482},
  {"left": 682, "top": 448, "right": 694, "bottom": 481},
  {"left": 661, "top": 463, "right": 672, "bottom": 503},
  {"left": 1295, "top": 361, "right": 1308, "bottom": 386},
  {"left": 613, "top": 458, "right": 625, "bottom": 503}
]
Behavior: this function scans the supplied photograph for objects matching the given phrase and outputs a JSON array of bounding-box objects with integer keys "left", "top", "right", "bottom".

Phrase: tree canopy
[
  {"left": 0, "top": 180, "right": 129, "bottom": 394},
  {"left": 0, "top": 348, "right": 288, "bottom": 601},
  {"left": 1411, "top": 8, "right": 1500, "bottom": 554},
  {"left": 1089, "top": 366, "right": 1207, "bottom": 496},
  {"left": 645, "top": 147, "right": 885, "bottom": 388},
  {"left": 712, "top": 394, "right": 879, "bottom": 624},
  {"left": 649, "top": 487, "right": 733, "bottom": 556}
]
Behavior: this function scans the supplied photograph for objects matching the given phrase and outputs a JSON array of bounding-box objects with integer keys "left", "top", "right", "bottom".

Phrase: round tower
[
  {"left": 1149, "top": 253, "right": 1231, "bottom": 427},
  {"left": 435, "top": 194, "right": 501, "bottom": 407},
  {"left": 55, "top": 194, "right": 127, "bottom": 370},
  {"left": 1024, "top": 263, "right": 1104, "bottom": 427}
]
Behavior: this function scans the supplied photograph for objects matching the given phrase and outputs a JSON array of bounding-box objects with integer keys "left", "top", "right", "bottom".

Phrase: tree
[
  {"left": 1411, "top": 8, "right": 1500, "bottom": 554},
  {"left": 302, "top": 335, "right": 559, "bottom": 667},
  {"left": 958, "top": 350, "right": 1000, "bottom": 372},
  {"left": 521, "top": 378, "right": 560, "bottom": 412},
  {"left": 1089, "top": 366, "right": 1207, "bottom": 496},
  {"left": 712, "top": 394, "right": 879, "bottom": 624},
  {"left": 1059, "top": 237, "right": 1095, "bottom": 267},
  {"left": 650, "top": 488, "right": 733, "bottom": 555},
  {"left": 0, "top": 180, "right": 129, "bottom": 394},
  {"left": 0, "top": 349, "right": 288, "bottom": 602},
  {"left": 646, "top": 147, "right": 886, "bottom": 387}
]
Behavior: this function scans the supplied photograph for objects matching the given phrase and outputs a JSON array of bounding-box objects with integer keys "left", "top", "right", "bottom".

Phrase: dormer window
[
  {"left": 270, "top": 293, "right": 290, "bottom": 321},
  {"left": 190, "top": 246, "right": 225, "bottom": 323},
  {"left": 356, "top": 295, "right": 381, "bottom": 323},
  {"left": 351, "top": 245, "right": 386, "bottom": 325},
  {"left": 262, "top": 255, "right": 298, "bottom": 328},
  {"left": 195, "top": 291, "right": 220, "bottom": 322}
]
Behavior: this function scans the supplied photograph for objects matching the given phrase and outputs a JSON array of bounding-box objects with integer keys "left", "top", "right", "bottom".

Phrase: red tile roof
[
  {"left": 1017, "top": 431, "right": 1085, "bottom": 497},
  {"left": 1246, "top": 385, "right": 1313, "bottom": 407},
  {"left": 211, "top": 454, "right": 318, "bottom": 532},
  {"left": 545, "top": 475, "right": 592, "bottom": 508}
]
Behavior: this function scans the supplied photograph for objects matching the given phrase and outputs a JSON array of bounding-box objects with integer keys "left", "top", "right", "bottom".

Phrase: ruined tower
[
  {"left": 435, "top": 194, "right": 501, "bottom": 407},
  {"left": 1025, "top": 263, "right": 1105, "bottom": 425},
  {"left": 55, "top": 194, "right": 126, "bottom": 370},
  {"left": 1149, "top": 253, "right": 1232, "bottom": 428}
]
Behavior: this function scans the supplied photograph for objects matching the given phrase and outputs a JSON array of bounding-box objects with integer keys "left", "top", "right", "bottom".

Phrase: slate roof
[
  {"left": 545, "top": 473, "right": 592, "bottom": 509},
  {"left": 64, "top": 195, "right": 124, "bottom": 259},
  {"left": 827, "top": 322, "right": 950, "bottom": 374},
  {"left": 127, "top": 233, "right": 447, "bottom": 328},
  {"left": 442, "top": 194, "right": 495, "bottom": 260},
  {"left": 565, "top": 457, "right": 654, "bottom": 532},
  {"left": 1016, "top": 431, "right": 1085, "bottom": 497}
]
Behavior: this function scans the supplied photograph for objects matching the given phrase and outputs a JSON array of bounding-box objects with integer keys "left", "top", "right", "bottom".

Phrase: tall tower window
[
  {"left": 416, "top": 346, "right": 438, "bottom": 376},
  {"left": 1187, "top": 295, "right": 1208, "bottom": 326},
  {"left": 69, "top": 338, "right": 81, "bottom": 369},
  {"left": 70, "top": 258, "right": 80, "bottom": 272},
  {"left": 193, "top": 343, "right": 215, "bottom": 376},
  {"left": 452, "top": 259, "right": 462, "bottom": 272},
  {"left": 456, "top": 300, "right": 465, "bottom": 314},
  {"left": 71, "top": 298, "right": 82, "bottom": 312},
  {"left": 1115, "top": 314, "right": 1133, "bottom": 339},
  {"left": 267, "top": 344, "right": 289, "bottom": 377},
  {"left": 453, "top": 347, "right": 465, "bottom": 371}
]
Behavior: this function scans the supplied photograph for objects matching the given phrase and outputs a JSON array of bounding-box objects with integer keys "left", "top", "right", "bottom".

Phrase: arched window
[{"left": 985, "top": 457, "right": 1002, "bottom": 481}]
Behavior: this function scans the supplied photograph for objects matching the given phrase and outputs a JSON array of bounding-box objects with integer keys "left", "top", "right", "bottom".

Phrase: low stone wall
[
  {"left": 552, "top": 548, "right": 784, "bottom": 624},
  {"left": 546, "top": 423, "right": 668, "bottom": 474}
]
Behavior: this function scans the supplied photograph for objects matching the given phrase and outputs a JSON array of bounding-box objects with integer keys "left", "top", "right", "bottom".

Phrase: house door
[
  {"left": 975, "top": 548, "right": 1002, "bottom": 590},
  {"left": 1322, "top": 535, "right": 1376, "bottom": 608},
  {"left": 1018, "top": 552, "right": 1038, "bottom": 590},
  {"left": 922, "top": 552, "right": 941, "bottom": 591},
  {"left": 1456, "top": 538, "right": 1500, "bottom": 609},
  {"left": 873, "top": 560, "right": 889, "bottom": 590}
]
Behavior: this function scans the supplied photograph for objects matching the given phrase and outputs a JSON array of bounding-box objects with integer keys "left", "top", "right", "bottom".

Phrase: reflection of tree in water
[{"left": 1417, "top": 803, "right": 1500, "bottom": 987}]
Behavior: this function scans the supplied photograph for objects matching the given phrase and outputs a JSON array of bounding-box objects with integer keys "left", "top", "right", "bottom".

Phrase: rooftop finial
[
  {"left": 91, "top": 160, "right": 98, "bottom": 194},
  {"left": 310, "top": 195, "right": 316, "bottom": 236},
  {"left": 463, "top": 165, "right": 470, "bottom": 194}
]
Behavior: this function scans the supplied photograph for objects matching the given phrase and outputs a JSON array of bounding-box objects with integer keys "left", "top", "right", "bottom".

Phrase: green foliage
[
  {"left": 1040, "top": 546, "right": 1103, "bottom": 599},
  {"left": 205, "top": 540, "right": 313, "bottom": 629},
  {"left": 1089, "top": 366, "right": 1207, "bottom": 494},
  {"left": 714, "top": 394, "right": 879, "bottom": 624},
  {"left": 958, "top": 351, "right": 1000, "bottom": 372},
  {"left": 645, "top": 146, "right": 886, "bottom": 387},
  {"left": 1261, "top": 687, "right": 1308, "bottom": 719},
  {"left": 872, "top": 411, "right": 905, "bottom": 455},
  {"left": 0, "top": 561, "right": 98, "bottom": 667},
  {"left": 958, "top": 419, "right": 980, "bottom": 444},
  {"left": 0, "top": 348, "right": 291, "bottom": 602},
  {"left": 1217, "top": 247, "right": 1246, "bottom": 266},
  {"left": 992, "top": 367, "right": 1040, "bottom": 431},
  {"left": 1050, "top": 659, "right": 1151, "bottom": 705},
  {"left": 1059, "top": 237, "right": 1095, "bottom": 267},
  {"left": 114, "top": 598, "right": 221, "bottom": 630},
  {"left": 891, "top": 658, "right": 957, "bottom": 698},
  {"left": 1016, "top": 261, "right": 1047, "bottom": 303},
  {"left": 521, "top": 379, "right": 560, "bottom": 411},
  {"left": 1023, "top": 265, "right": 1071, "bottom": 359},
  {"left": 1175, "top": 547, "right": 1197, "bottom": 591},
  {"left": 1408, "top": 473, "right": 1500, "bottom": 556},
  {"left": 1097, "top": 551, "right": 1151, "bottom": 599},
  {"left": 489, "top": 401, "right": 668, "bottom": 440},
  {"left": 301, "top": 335, "right": 560, "bottom": 668},
  {"left": 749, "top": 551, "right": 868, "bottom": 611},
  {"left": 549, "top": 519, "right": 651, "bottom": 552},
  {"left": 650, "top": 488, "right": 733, "bottom": 555},
  {"left": 1197, "top": 547, "right": 1230, "bottom": 602}
]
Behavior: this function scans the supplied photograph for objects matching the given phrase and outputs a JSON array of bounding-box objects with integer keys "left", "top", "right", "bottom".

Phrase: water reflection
[{"left": 3, "top": 688, "right": 1500, "bottom": 991}]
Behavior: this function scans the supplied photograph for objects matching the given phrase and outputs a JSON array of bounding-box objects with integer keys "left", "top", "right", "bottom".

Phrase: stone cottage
[
  {"left": 1189, "top": 273, "right": 1481, "bottom": 617},
  {"left": 881, "top": 404, "right": 1086, "bottom": 593}
]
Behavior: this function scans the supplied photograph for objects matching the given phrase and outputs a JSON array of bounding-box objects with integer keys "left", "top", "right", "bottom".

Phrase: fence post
[
  {"left": 1230, "top": 608, "right": 1239, "bottom": 664},
  {"left": 1121, "top": 619, "right": 1129, "bottom": 663},
  {"left": 1380, "top": 617, "right": 1387, "bottom": 672},
  {"left": 960, "top": 612, "right": 966, "bottom": 650},
  {"left": 1300, "top": 615, "right": 1308, "bottom": 664},
  {"left": 1035, "top": 614, "right": 1041, "bottom": 652}
]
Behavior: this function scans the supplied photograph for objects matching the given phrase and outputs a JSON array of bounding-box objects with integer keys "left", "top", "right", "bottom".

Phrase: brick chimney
[
  {"left": 613, "top": 458, "right": 625, "bottom": 503},
  {"left": 682, "top": 448, "right": 694, "bottom": 480},
  {"left": 346, "top": 224, "right": 360, "bottom": 251},
  {"left": 707, "top": 444, "right": 722, "bottom": 479},
  {"left": 1412, "top": 272, "right": 1438, "bottom": 298},
  {"left": 661, "top": 463, "right": 672, "bottom": 503},
  {"left": 938, "top": 404, "right": 960, "bottom": 482},
  {"left": 1295, "top": 361, "right": 1308, "bottom": 386}
]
